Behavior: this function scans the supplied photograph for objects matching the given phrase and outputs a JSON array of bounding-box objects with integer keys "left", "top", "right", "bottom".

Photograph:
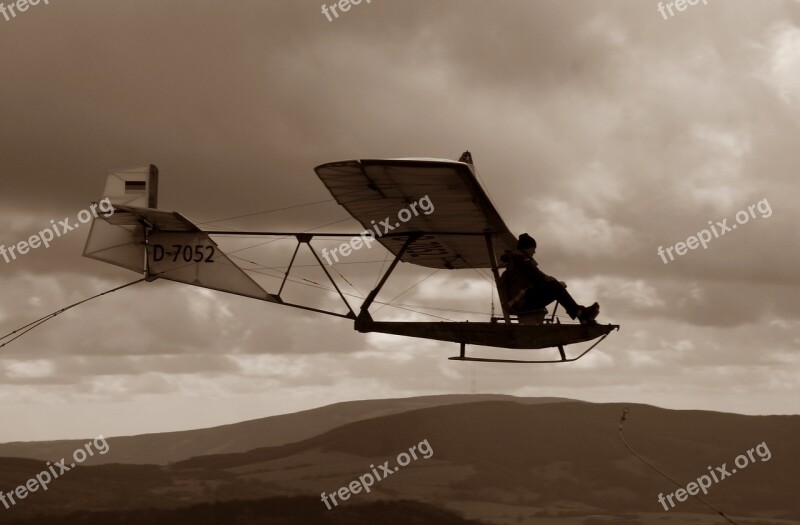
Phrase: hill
[
  {"left": 0, "top": 399, "right": 797, "bottom": 524},
  {"left": 0, "top": 394, "right": 571, "bottom": 465}
]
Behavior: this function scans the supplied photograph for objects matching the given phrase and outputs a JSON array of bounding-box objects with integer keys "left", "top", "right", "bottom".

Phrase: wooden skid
[
  {"left": 354, "top": 319, "right": 619, "bottom": 350},
  {"left": 449, "top": 330, "right": 614, "bottom": 363},
  {"left": 449, "top": 356, "right": 582, "bottom": 364}
]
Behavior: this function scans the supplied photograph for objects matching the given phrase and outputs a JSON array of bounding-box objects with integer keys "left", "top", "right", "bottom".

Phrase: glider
[{"left": 82, "top": 155, "right": 619, "bottom": 363}]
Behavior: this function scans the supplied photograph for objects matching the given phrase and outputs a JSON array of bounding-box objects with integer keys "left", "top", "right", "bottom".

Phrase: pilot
[{"left": 500, "top": 233, "right": 599, "bottom": 325}]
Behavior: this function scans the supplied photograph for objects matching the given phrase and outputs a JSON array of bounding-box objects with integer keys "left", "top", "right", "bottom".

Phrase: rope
[
  {"left": 0, "top": 278, "right": 147, "bottom": 349},
  {"left": 618, "top": 409, "right": 738, "bottom": 524}
]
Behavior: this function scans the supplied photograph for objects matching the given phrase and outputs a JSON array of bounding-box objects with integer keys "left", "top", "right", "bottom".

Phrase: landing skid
[{"left": 448, "top": 331, "right": 614, "bottom": 364}]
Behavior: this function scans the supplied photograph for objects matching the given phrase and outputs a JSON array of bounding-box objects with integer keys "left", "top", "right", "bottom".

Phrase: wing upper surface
[{"left": 315, "top": 159, "right": 517, "bottom": 269}]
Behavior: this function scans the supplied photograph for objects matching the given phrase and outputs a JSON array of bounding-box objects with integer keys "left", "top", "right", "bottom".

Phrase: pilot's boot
[{"left": 576, "top": 302, "right": 600, "bottom": 325}]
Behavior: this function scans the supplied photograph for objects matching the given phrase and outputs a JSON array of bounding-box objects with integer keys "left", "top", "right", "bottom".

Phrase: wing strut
[
  {"left": 278, "top": 240, "right": 302, "bottom": 296},
  {"left": 302, "top": 234, "right": 356, "bottom": 318},
  {"left": 485, "top": 233, "right": 511, "bottom": 324},
  {"left": 268, "top": 234, "right": 357, "bottom": 320},
  {"left": 358, "top": 233, "right": 421, "bottom": 321}
]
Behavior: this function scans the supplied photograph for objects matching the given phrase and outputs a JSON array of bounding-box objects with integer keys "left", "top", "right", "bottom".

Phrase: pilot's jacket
[{"left": 499, "top": 251, "right": 553, "bottom": 311}]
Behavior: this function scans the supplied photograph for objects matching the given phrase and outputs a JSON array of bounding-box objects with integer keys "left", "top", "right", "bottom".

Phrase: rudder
[{"left": 102, "top": 165, "right": 159, "bottom": 209}]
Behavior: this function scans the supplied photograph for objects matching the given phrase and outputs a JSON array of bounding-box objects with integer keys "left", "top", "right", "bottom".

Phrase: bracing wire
[
  {"left": 222, "top": 217, "right": 355, "bottom": 255},
  {"left": 239, "top": 265, "right": 457, "bottom": 321},
  {"left": 332, "top": 267, "right": 364, "bottom": 297},
  {"left": 190, "top": 198, "right": 496, "bottom": 321},
  {"left": 0, "top": 278, "right": 147, "bottom": 349},
  {"left": 373, "top": 251, "right": 390, "bottom": 289},
  {"left": 233, "top": 249, "right": 495, "bottom": 319},
  {"left": 189, "top": 197, "right": 487, "bottom": 320},
  {"left": 618, "top": 409, "right": 739, "bottom": 525},
  {"left": 196, "top": 199, "right": 335, "bottom": 226},
  {"left": 372, "top": 269, "right": 443, "bottom": 315}
]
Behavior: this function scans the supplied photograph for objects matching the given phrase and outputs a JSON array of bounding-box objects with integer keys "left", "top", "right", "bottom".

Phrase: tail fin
[
  {"left": 83, "top": 165, "right": 159, "bottom": 274},
  {"left": 102, "top": 165, "right": 159, "bottom": 208}
]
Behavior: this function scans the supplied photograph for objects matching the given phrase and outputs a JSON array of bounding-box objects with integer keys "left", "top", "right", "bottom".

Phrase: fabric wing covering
[{"left": 315, "top": 159, "right": 517, "bottom": 269}]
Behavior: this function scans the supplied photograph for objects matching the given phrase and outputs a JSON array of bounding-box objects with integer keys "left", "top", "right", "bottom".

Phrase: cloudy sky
[{"left": 0, "top": 0, "right": 798, "bottom": 442}]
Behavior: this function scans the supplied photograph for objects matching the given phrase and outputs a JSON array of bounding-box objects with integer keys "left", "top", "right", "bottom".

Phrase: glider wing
[{"left": 315, "top": 158, "right": 517, "bottom": 269}]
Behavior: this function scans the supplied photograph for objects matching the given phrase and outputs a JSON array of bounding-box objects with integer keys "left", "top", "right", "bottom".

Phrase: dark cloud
[{"left": 0, "top": 0, "right": 798, "bottom": 440}]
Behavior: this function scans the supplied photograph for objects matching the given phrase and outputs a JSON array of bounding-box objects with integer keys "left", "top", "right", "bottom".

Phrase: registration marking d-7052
[{"left": 151, "top": 244, "right": 216, "bottom": 263}]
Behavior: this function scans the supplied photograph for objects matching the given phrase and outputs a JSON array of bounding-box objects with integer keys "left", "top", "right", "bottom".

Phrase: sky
[{"left": 0, "top": 0, "right": 799, "bottom": 442}]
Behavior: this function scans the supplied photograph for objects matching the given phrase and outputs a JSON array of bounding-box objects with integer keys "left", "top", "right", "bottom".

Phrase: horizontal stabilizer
[
  {"left": 146, "top": 231, "right": 279, "bottom": 302},
  {"left": 83, "top": 167, "right": 279, "bottom": 303}
]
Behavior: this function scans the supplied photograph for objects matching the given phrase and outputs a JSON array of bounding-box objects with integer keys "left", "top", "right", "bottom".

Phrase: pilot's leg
[
  {"left": 523, "top": 281, "right": 581, "bottom": 319},
  {"left": 546, "top": 281, "right": 599, "bottom": 324}
]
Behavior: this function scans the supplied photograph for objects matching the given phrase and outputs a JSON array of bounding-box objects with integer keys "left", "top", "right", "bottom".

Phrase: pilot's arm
[
  {"left": 522, "top": 257, "right": 565, "bottom": 287},
  {"left": 518, "top": 256, "right": 552, "bottom": 285}
]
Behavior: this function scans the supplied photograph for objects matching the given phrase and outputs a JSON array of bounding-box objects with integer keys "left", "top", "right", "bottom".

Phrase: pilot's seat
[{"left": 514, "top": 308, "right": 549, "bottom": 325}]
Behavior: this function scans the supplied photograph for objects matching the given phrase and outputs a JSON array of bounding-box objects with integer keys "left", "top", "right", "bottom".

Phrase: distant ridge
[{"left": 0, "top": 394, "right": 573, "bottom": 465}]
